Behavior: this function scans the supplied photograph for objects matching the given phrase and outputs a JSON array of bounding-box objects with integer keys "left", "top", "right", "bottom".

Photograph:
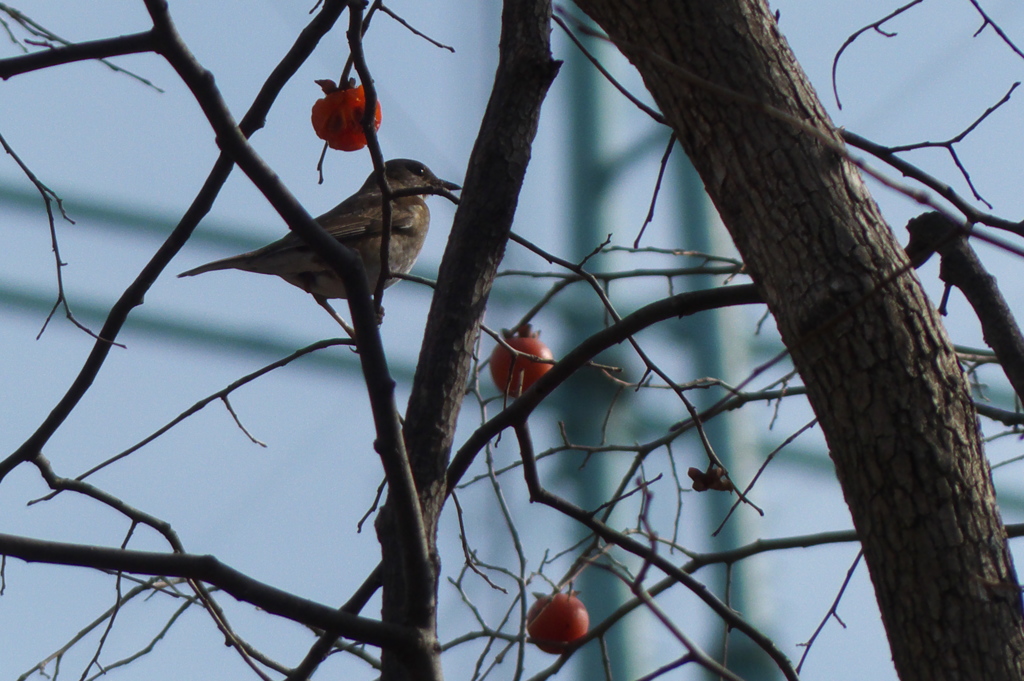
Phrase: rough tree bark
[{"left": 573, "top": 0, "right": 1024, "bottom": 679}]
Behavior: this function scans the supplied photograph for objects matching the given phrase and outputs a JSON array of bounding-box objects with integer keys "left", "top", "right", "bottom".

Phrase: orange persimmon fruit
[
  {"left": 489, "top": 325, "right": 554, "bottom": 397},
  {"left": 311, "top": 80, "right": 382, "bottom": 151},
  {"left": 526, "top": 591, "right": 589, "bottom": 654}
]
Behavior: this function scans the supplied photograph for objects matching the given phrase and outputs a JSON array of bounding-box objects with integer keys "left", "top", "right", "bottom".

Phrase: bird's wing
[
  {"left": 177, "top": 199, "right": 422, "bottom": 278},
  {"left": 316, "top": 199, "right": 420, "bottom": 240},
  {"left": 231, "top": 201, "right": 421, "bottom": 258}
]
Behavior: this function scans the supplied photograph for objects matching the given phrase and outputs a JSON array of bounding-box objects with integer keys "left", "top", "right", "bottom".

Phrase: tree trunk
[
  {"left": 375, "top": 0, "right": 558, "bottom": 679},
  {"left": 573, "top": 0, "right": 1024, "bottom": 678}
]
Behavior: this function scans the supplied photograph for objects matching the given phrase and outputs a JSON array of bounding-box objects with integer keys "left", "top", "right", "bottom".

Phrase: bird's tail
[{"left": 177, "top": 257, "right": 246, "bottom": 278}]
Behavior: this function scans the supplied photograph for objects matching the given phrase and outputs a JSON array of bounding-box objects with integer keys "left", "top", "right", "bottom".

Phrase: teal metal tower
[{"left": 556, "top": 16, "right": 774, "bottom": 680}]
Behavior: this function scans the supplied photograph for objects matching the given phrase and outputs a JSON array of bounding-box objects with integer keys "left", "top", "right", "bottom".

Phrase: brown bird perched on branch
[{"left": 178, "top": 159, "right": 460, "bottom": 324}]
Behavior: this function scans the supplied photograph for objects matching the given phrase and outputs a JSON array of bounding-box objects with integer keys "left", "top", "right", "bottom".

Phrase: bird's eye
[{"left": 412, "top": 164, "right": 425, "bottom": 175}]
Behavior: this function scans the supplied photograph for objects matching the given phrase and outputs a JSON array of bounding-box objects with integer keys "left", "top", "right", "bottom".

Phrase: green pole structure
[
  {"left": 558, "top": 22, "right": 635, "bottom": 681},
  {"left": 557, "top": 17, "right": 773, "bottom": 679},
  {"left": 672, "top": 156, "right": 777, "bottom": 679}
]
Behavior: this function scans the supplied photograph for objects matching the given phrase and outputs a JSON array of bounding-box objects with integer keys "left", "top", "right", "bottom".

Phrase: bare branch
[
  {"left": 842, "top": 129, "right": 1024, "bottom": 240},
  {"left": 514, "top": 421, "right": 800, "bottom": 681},
  {"left": 552, "top": 11, "right": 664, "bottom": 124},
  {"left": 0, "top": 531, "right": 414, "bottom": 649},
  {"left": 968, "top": 0, "right": 1024, "bottom": 60},
  {"left": 0, "top": 30, "right": 157, "bottom": 83},
  {"left": 884, "top": 82, "right": 1020, "bottom": 207},
  {"left": 797, "top": 552, "right": 863, "bottom": 672},
  {"left": 446, "top": 285, "right": 762, "bottom": 494},
  {"left": 830, "top": 0, "right": 925, "bottom": 109},
  {"left": 378, "top": 4, "right": 455, "bottom": 52},
  {"left": 635, "top": 134, "right": 676, "bottom": 247}
]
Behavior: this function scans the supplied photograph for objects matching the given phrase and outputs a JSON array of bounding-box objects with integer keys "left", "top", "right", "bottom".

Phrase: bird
[{"left": 178, "top": 159, "right": 460, "bottom": 326}]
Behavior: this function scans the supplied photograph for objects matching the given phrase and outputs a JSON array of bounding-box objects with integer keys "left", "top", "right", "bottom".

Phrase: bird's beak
[{"left": 441, "top": 179, "right": 461, "bottom": 192}]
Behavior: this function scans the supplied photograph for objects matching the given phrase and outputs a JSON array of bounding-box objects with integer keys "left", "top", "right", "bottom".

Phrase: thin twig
[
  {"left": 0, "top": 131, "right": 117, "bottom": 343},
  {"left": 29, "top": 339, "right": 351, "bottom": 505},
  {"left": 796, "top": 551, "right": 863, "bottom": 672},
  {"left": 552, "top": 12, "right": 663, "bottom": 123},
  {"left": 0, "top": 4, "right": 161, "bottom": 88},
  {"left": 712, "top": 420, "right": 817, "bottom": 536},
  {"left": 884, "top": 82, "right": 1020, "bottom": 207},
  {"left": 221, "top": 395, "right": 268, "bottom": 447},
  {"left": 635, "top": 134, "right": 676, "bottom": 248},
  {"left": 968, "top": 0, "right": 1024, "bottom": 60},
  {"left": 830, "top": 0, "right": 925, "bottom": 109},
  {"left": 379, "top": 4, "right": 454, "bottom": 52}
]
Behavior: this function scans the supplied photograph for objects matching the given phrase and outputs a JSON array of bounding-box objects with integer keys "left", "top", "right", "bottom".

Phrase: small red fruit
[
  {"left": 527, "top": 591, "right": 589, "bottom": 654},
  {"left": 489, "top": 325, "right": 554, "bottom": 397},
  {"left": 311, "top": 80, "right": 382, "bottom": 151}
]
